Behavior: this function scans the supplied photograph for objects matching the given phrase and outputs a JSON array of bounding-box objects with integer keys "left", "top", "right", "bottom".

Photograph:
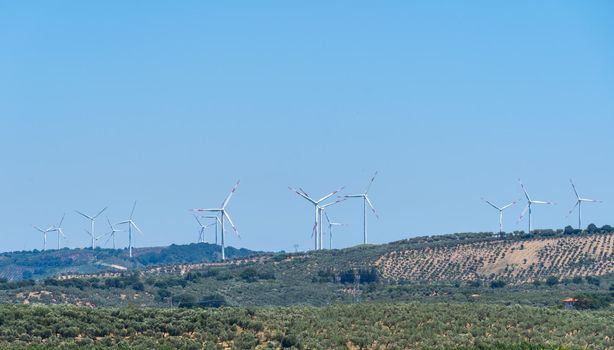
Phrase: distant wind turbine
[
  {"left": 48, "top": 214, "right": 66, "bottom": 250},
  {"left": 289, "top": 185, "right": 344, "bottom": 250},
  {"left": 518, "top": 180, "right": 554, "bottom": 234},
  {"left": 324, "top": 212, "right": 347, "bottom": 250},
  {"left": 75, "top": 207, "right": 107, "bottom": 249},
  {"left": 104, "top": 217, "right": 123, "bottom": 249},
  {"left": 32, "top": 225, "right": 53, "bottom": 251},
  {"left": 193, "top": 215, "right": 217, "bottom": 243},
  {"left": 482, "top": 198, "right": 518, "bottom": 234},
  {"left": 117, "top": 201, "right": 143, "bottom": 258},
  {"left": 345, "top": 172, "right": 379, "bottom": 244},
  {"left": 568, "top": 179, "right": 602, "bottom": 230},
  {"left": 192, "top": 180, "right": 241, "bottom": 261},
  {"left": 317, "top": 198, "right": 347, "bottom": 249}
]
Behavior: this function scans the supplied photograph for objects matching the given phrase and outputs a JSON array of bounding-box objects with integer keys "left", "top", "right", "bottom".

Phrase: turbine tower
[
  {"left": 568, "top": 179, "right": 602, "bottom": 230},
  {"left": 85, "top": 229, "right": 108, "bottom": 249},
  {"left": 32, "top": 225, "right": 52, "bottom": 251},
  {"left": 518, "top": 180, "right": 554, "bottom": 234},
  {"left": 288, "top": 185, "right": 344, "bottom": 250},
  {"left": 192, "top": 180, "right": 241, "bottom": 261},
  {"left": 75, "top": 207, "right": 107, "bottom": 249},
  {"left": 324, "top": 212, "right": 347, "bottom": 250},
  {"left": 117, "top": 201, "right": 143, "bottom": 258},
  {"left": 345, "top": 172, "right": 379, "bottom": 244},
  {"left": 48, "top": 214, "right": 66, "bottom": 250},
  {"left": 482, "top": 198, "right": 518, "bottom": 234},
  {"left": 105, "top": 217, "right": 122, "bottom": 249}
]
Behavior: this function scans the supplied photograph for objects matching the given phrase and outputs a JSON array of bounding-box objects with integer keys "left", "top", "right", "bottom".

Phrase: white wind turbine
[
  {"left": 518, "top": 180, "right": 554, "bottom": 234},
  {"left": 84, "top": 229, "right": 108, "bottom": 249},
  {"left": 192, "top": 180, "right": 241, "bottom": 261},
  {"left": 203, "top": 216, "right": 221, "bottom": 245},
  {"left": 568, "top": 179, "right": 602, "bottom": 230},
  {"left": 32, "top": 225, "right": 53, "bottom": 251},
  {"left": 324, "top": 212, "right": 347, "bottom": 250},
  {"left": 48, "top": 214, "right": 66, "bottom": 250},
  {"left": 193, "top": 215, "right": 217, "bottom": 243},
  {"left": 104, "top": 217, "right": 122, "bottom": 249},
  {"left": 317, "top": 198, "right": 347, "bottom": 249},
  {"left": 75, "top": 207, "right": 107, "bottom": 249},
  {"left": 288, "top": 185, "right": 344, "bottom": 250},
  {"left": 345, "top": 172, "right": 379, "bottom": 244},
  {"left": 117, "top": 201, "right": 143, "bottom": 258},
  {"left": 482, "top": 198, "right": 518, "bottom": 234}
]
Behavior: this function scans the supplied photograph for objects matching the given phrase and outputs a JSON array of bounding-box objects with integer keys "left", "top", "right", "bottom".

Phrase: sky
[{"left": 0, "top": 1, "right": 613, "bottom": 254}]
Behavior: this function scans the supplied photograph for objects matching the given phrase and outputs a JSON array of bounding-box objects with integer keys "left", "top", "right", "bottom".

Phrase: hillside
[
  {"left": 377, "top": 232, "right": 614, "bottom": 284},
  {"left": 0, "top": 243, "right": 262, "bottom": 281},
  {"left": 1, "top": 228, "right": 613, "bottom": 309}
]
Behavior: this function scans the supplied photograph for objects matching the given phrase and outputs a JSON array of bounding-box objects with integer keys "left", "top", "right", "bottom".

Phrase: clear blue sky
[{"left": 1, "top": 1, "right": 613, "bottom": 253}]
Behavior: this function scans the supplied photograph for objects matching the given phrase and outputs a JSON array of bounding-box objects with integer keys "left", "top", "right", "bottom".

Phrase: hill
[
  {"left": 0, "top": 243, "right": 262, "bottom": 281},
  {"left": 1, "top": 227, "right": 613, "bottom": 309}
]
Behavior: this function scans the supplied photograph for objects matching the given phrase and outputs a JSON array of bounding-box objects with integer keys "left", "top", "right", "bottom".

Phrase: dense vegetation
[
  {"left": 0, "top": 243, "right": 260, "bottom": 281},
  {"left": 0, "top": 303, "right": 611, "bottom": 349}
]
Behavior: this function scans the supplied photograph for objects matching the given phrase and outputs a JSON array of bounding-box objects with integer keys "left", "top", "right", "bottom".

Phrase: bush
[
  {"left": 490, "top": 280, "right": 506, "bottom": 288},
  {"left": 546, "top": 276, "right": 559, "bottom": 287}
]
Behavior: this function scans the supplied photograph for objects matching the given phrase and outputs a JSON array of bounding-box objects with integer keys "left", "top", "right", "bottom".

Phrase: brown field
[{"left": 375, "top": 233, "right": 614, "bottom": 284}]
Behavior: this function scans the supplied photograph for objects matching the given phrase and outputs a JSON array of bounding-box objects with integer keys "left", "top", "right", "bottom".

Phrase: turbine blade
[
  {"left": 288, "top": 187, "right": 316, "bottom": 204},
  {"left": 58, "top": 214, "right": 65, "bottom": 228},
  {"left": 570, "top": 179, "right": 580, "bottom": 199},
  {"left": 223, "top": 211, "right": 240, "bottom": 239},
  {"left": 566, "top": 201, "right": 580, "bottom": 218},
  {"left": 221, "top": 180, "right": 240, "bottom": 209},
  {"left": 193, "top": 214, "right": 203, "bottom": 226},
  {"left": 311, "top": 220, "right": 317, "bottom": 238},
  {"left": 75, "top": 210, "right": 93, "bottom": 220},
  {"left": 33, "top": 225, "right": 45, "bottom": 233},
  {"left": 580, "top": 198, "right": 602, "bottom": 203},
  {"left": 317, "top": 186, "right": 345, "bottom": 203},
  {"left": 320, "top": 197, "right": 347, "bottom": 208},
  {"left": 130, "top": 201, "right": 137, "bottom": 220},
  {"left": 106, "top": 216, "right": 113, "bottom": 229},
  {"left": 131, "top": 221, "right": 143, "bottom": 235},
  {"left": 324, "top": 211, "right": 331, "bottom": 224},
  {"left": 192, "top": 208, "right": 222, "bottom": 212},
  {"left": 365, "top": 196, "right": 379, "bottom": 219},
  {"left": 482, "top": 198, "right": 501, "bottom": 211},
  {"left": 531, "top": 200, "right": 553, "bottom": 205},
  {"left": 518, "top": 180, "right": 531, "bottom": 201},
  {"left": 94, "top": 207, "right": 108, "bottom": 219},
  {"left": 500, "top": 200, "right": 518, "bottom": 211},
  {"left": 518, "top": 204, "right": 529, "bottom": 222},
  {"left": 365, "top": 171, "right": 378, "bottom": 194}
]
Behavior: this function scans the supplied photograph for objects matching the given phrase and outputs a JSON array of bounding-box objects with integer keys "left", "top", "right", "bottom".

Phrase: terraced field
[{"left": 376, "top": 233, "right": 614, "bottom": 284}]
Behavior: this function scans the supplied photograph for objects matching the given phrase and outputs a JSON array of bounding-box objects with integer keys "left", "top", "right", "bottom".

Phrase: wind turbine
[
  {"left": 117, "top": 201, "right": 143, "bottom": 258},
  {"left": 193, "top": 215, "right": 217, "bottom": 243},
  {"left": 482, "top": 198, "right": 518, "bottom": 234},
  {"left": 192, "top": 180, "right": 241, "bottom": 261},
  {"left": 317, "top": 198, "right": 347, "bottom": 249},
  {"left": 75, "top": 207, "right": 107, "bottom": 249},
  {"left": 288, "top": 185, "right": 344, "bottom": 250},
  {"left": 48, "top": 214, "right": 66, "bottom": 250},
  {"left": 518, "top": 180, "right": 554, "bottom": 234},
  {"left": 324, "top": 212, "right": 347, "bottom": 250},
  {"left": 104, "top": 217, "right": 122, "bottom": 249},
  {"left": 32, "top": 225, "right": 52, "bottom": 251},
  {"left": 345, "top": 172, "right": 379, "bottom": 244},
  {"left": 85, "top": 229, "right": 108, "bottom": 249},
  {"left": 202, "top": 215, "right": 221, "bottom": 244},
  {"left": 568, "top": 179, "right": 602, "bottom": 230}
]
